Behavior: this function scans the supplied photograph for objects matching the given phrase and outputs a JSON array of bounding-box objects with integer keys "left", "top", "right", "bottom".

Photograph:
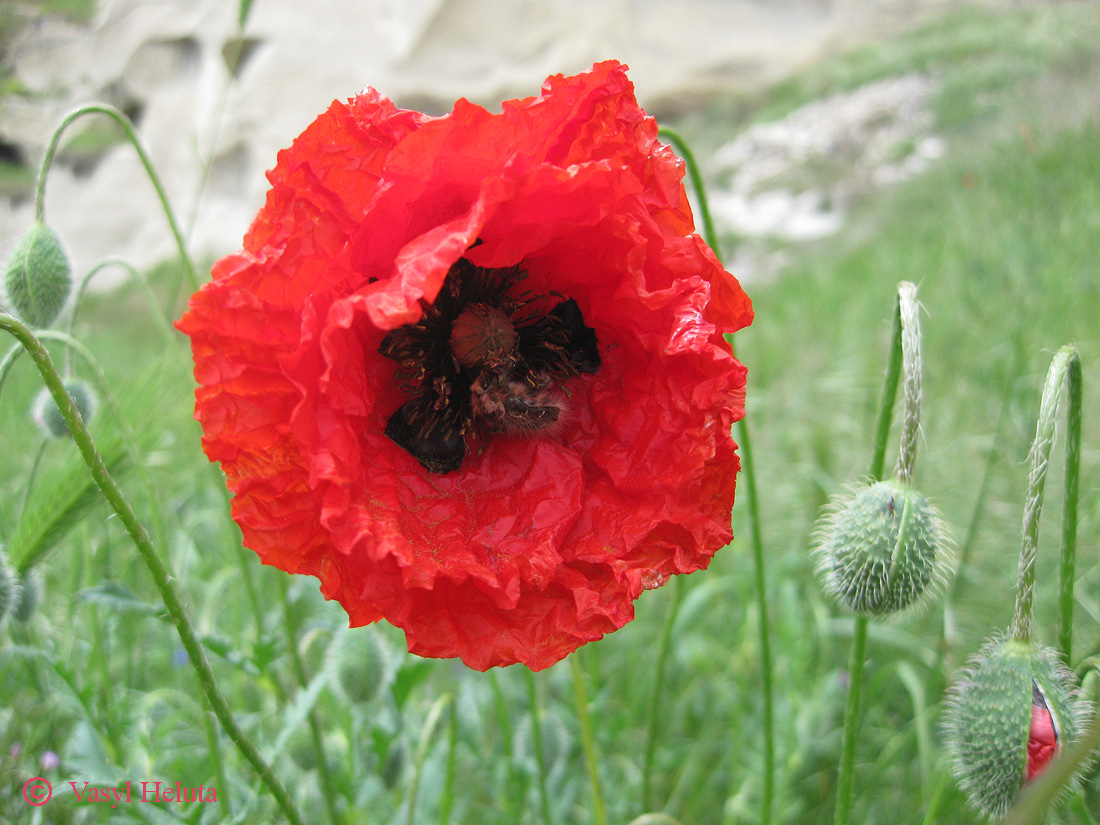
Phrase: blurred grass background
[{"left": 2, "top": 3, "right": 1099, "bottom": 823}]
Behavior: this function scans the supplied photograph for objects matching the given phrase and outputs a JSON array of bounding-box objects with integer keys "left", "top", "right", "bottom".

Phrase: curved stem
[
  {"left": 35, "top": 104, "right": 199, "bottom": 293},
  {"left": 0, "top": 311, "right": 304, "bottom": 825},
  {"left": 657, "top": 128, "right": 718, "bottom": 255},
  {"left": 659, "top": 123, "right": 775, "bottom": 825},
  {"left": 1011, "top": 346, "right": 1077, "bottom": 644},
  {"left": 570, "top": 655, "right": 607, "bottom": 825},
  {"left": 68, "top": 259, "right": 177, "bottom": 347}
]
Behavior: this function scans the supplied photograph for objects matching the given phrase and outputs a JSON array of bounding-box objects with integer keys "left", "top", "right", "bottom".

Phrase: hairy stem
[
  {"left": 1011, "top": 347, "right": 1077, "bottom": 644},
  {"left": 0, "top": 311, "right": 304, "bottom": 825}
]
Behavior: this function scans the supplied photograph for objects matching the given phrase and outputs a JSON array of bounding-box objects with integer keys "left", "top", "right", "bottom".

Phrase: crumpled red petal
[{"left": 178, "top": 60, "right": 753, "bottom": 671}]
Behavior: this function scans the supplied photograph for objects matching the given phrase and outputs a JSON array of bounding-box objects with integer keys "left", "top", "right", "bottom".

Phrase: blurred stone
[{"left": 0, "top": 0, "right": 1002, "bottom": 282}]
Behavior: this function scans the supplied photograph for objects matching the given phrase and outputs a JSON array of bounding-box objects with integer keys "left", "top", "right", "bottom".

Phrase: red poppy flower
[{"left": 178, "top": 60, "right": 752, "bottom": 671}]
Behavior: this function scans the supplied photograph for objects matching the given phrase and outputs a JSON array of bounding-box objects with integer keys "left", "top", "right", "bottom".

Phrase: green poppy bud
[
  {"left": 32, "top": 380, "right": 97, "bottom": 439},
  {"left": 329, "top": 627, "right": 392, "bottom": 705},
  {"left": 813, "top": 479, "right": 953, "bottom": 616},
  {"left": 943, "top": 636, "right": 1086, "bottom": 818},
  {"left": 4, "top": 222, "right": 73, "bottom": 328}
]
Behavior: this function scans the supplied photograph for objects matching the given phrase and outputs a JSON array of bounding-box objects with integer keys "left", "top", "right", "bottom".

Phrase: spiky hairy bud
[
  {"left": 4, "top": 222, "right": 72, "bottom": 328},
  {"left": 32, "top": 380, "right": 97, "bottom": 439},
  {"left": 813, "top": 479, "right": 953, "bottom": 616},
  {"left": 328, "top": 627, "right": 392, "bottom": 705},
  {"left": 943, "top": 636, "right": 1088, "bottom": 819}
]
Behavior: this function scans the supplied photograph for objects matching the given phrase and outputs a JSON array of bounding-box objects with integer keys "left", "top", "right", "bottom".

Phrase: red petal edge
[{"left": 178, "top": 60, "right": 753, "bottom": 671}]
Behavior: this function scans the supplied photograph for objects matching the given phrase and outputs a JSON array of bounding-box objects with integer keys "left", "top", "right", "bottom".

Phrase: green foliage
[{"left": 2, "top": 4, "right": 1100, "bottom": 825}]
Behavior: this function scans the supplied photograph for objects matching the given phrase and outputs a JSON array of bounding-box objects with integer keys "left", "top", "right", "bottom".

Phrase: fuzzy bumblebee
[{"left": 813, "top": 479, "right": 953, "bottom": 616}]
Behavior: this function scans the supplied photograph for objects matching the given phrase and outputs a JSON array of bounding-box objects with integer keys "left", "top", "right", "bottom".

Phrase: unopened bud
[
  {"left": 943, "top": 636, "right": 1087, "bottom": 818},
  {"left": 329, "top": 627, "right": 392, "bottom": 705},
  {"left": 4, "top": 222, "right": 72, "bottom": 328},
  {"left": 32, "top": 380, "right": 97, "bottom": 439},
  {"left": 813, "top": 479, "right": 953, "bottom": 616}
]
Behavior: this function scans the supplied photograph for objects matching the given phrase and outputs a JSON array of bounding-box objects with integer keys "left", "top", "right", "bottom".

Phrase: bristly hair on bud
[
  {"left": 812, "top": 478, "right": 954, "bottom": 617},
  {"left": 942, "top": 635, "right": 1090, "bottom": 819},
  {"left": 3, "top": 221, "right": 73, "bottom": 328},
  {"left": 32, "top": 380, "right": 97, "bottom": 439}
]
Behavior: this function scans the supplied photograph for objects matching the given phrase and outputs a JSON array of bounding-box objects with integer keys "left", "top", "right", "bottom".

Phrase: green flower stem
[
  {"left": 526, "top": 668, "right": 555, "bottom": 825},
  {"left": 570, "top": 655, "right": 608, "bottom": 825},
  {"left": 659, "top": 124, "right": 774, "bottom": 825},
  {"left": 834, "top": 284, "right": 908, "bottom": 825},
  {"left": 1058, "top": 350, "right": 1081, "bottom": 661},
  {"left": 34, "top": 104, "right": 199, "bottom": 293},
  {"left": 440, "top": 699, "right": 458, "bottom": 825},
  {"left": 201, "top": 707, "right": 234, "bottom": 821},
  {"left": 1011, "top": 346, "right": 1079, "bottom": 645},
  {"left": 489, "top": 671, "right": 524, "bottom": 824},
  {"left": 643, "top": 576, "right": 684, "bottom": 810},
  {"left": 278, "top": 577, "right": 341, "bottom": 825},
  {"left": 833, "top": 615, "right": 869, "bottom": 825},
  {"left": 0, "top": 311, "right": 304, "bottom": 825},
  {"left": 408, "top": 694, "right": 452, "bottom": 825}
]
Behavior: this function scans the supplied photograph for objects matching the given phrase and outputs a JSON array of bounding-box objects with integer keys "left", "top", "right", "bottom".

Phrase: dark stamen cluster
[{"left": 379, "top": 257, "right": 600, "bottom": 473}]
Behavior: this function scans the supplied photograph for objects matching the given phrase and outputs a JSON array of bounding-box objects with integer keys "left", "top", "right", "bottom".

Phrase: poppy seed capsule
[
  {"left": 3, "top": 222, "right": 72, "bottom": 328},
  {"left": 450, "top": 303, "right": 518, "bottom": 369},
  {"left": 813, "top": 480, "right": 952, "bottom": 616},
  {"left": 32, "top": 380, "right": 97, "bottom": 439},
  {"left": 943, "top": 637, "right": 1086, "bottom": 818}
]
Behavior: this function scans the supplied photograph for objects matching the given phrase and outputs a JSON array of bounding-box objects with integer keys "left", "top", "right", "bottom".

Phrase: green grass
[{"left": 3, "top": 4, "right": 1100, "bottom": 824}]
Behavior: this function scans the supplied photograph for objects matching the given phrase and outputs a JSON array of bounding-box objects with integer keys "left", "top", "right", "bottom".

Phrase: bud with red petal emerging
[{"left": 942, "top": 636, "right": 1088, "bottom": 818}]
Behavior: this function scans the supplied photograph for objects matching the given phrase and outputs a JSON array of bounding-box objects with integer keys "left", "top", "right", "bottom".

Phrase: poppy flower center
[{"left": 379, "top": 257, "right": 600, "bottom": 474}]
